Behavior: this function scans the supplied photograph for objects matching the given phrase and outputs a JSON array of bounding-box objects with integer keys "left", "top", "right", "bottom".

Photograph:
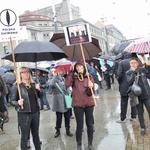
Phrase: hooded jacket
[{"left": 65, "top": 60, "right": 95, "bottom": 107}]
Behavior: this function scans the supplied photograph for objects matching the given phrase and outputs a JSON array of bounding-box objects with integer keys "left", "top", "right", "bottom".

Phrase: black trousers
[
  {"left": 104, "top": 74, "right": 111, "bottom": 89},
  {"left": 55, "top": 110, "right": 70, "bottom": 129},
  {"left": 74, "top": 106, "right": 94, "bottom": 143},
  {"left": 120, "top": 96, "right": 137, "bottom": 121},
  {"left": 18, "top": 112, "right": 41, "bottom": 150},
  {"left": 136, "top": 99, "right": 150, "bottom": 129}
]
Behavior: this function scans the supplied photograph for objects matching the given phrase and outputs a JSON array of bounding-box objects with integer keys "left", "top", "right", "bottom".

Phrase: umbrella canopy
[
  {"left": 2, "top": 72, "right": 16, "bottom": 85},
  {"left": 124, "top": 37, "right": 150, "bottom": 53},
  {"left": 100, "top": 55, "right": 115, "bottom": 61},
  {"left": 2, "top": 41, "right": 67, "bottom": 62},
  {"left": 0, "top": 67, "right": 7, "bottom": 73},
  {"left": 111, "top": 41, "right": 133, "bottom": 54},
  {"left": 29, "top": 66, "right": 49, "bottom": 74},
  {"left": 50, "top": 32, "right": 102, "bottom": 61},
  {"left": 1, "top": 64, "right": 14, "bottom": 71},
  {"left": 0, "top": 70, "right": 5, "bottom": 76}
]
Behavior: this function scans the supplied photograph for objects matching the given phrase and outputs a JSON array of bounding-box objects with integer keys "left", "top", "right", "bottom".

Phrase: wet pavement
[{"left": 0, "top": 80, "right": 150, "bottom": 150}]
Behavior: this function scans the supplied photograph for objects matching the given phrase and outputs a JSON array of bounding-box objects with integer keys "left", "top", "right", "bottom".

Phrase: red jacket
[{"left": 65, "top": 70, "right": 95, "bottom": 108}]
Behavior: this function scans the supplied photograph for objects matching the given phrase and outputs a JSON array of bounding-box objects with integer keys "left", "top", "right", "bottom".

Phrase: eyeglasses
[{"left": 20, "top": 70, "right": 30, "bottom": 74}]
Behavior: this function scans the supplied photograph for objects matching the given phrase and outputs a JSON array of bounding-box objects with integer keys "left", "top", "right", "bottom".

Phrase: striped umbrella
[{"left": 124, "top": 37, "right": 150, "bottom": 53}]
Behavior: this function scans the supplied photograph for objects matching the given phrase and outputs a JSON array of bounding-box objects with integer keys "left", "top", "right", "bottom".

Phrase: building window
[{"left": 43, "top": 33, "right": 49, "bottom": 38}]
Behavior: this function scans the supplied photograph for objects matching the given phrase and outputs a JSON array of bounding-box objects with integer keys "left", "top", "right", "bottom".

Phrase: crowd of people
[{"left": 1, "top": 51, "right": 150, "bottom": 149}]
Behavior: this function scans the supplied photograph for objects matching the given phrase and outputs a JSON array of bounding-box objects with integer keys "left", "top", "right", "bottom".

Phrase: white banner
[{"left": 0, "top": 7, "right": 20, "bottom": 42}]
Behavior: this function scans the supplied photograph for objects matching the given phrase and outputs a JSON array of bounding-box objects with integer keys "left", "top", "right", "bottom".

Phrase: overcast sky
[{"left": 1, "top": 0, "right": 150, "bottom": 39}]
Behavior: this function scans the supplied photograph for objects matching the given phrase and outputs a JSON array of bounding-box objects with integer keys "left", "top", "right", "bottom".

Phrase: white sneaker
[
  {"left": 94, "top": 96, "right": 99, "bottom": 99},
  {"left": 116, "top": 119, "right": 126, "bottom": 123}
]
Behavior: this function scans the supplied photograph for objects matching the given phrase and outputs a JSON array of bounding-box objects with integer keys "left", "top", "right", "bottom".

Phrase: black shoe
[
  {"left": 40, "top": 140, "right": 42, "bottom": 145},
  {"left": 3, "top": 117, "right": 9, "bottom": 123},
  {"left": 105, "top": 88, "right": 110, "bottom": 90},
  {"left": 88, "top": 145, "right": 94, "bottom": 150},
  {"left": 66, "top": 128, "right": 73, "bottom": 137},
  {"left": 140, "top": 128, "right": 146, "bottom": 136},
  {"left": 77, "top": 142, "right": 82, "bottom": 150},
  {"left": 54, "top": 129, "right": 60, "bottom": 138}
]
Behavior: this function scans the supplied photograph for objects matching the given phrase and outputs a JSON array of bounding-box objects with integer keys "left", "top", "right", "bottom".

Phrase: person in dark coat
[
  {"left": 116, "top": 52, "right": 139, "bottom": 123},
  {"left": 0, "top": 76, "right": 9, "bottom": 123},
  {"left": 102, "top": 59, "right": 111, "bottom": 90},
  {"left": 36, "top": 69, "right": 50, "bottom": 111},
  {"left": 126, "top": 57, "right": 150, "bottom": 135}
]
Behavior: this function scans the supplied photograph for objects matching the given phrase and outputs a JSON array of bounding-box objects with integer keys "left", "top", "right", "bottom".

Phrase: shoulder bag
[
  {"left": 131, "top": 72, "right": 142, "bottom": 97},
  {"left": 56, "top": 83, "right": 72, "bottom": 109}
]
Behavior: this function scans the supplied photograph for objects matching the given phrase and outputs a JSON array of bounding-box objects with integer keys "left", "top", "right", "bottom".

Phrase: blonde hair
[{"left": 19, "top": 67, "right": 34, "bottom": 84}]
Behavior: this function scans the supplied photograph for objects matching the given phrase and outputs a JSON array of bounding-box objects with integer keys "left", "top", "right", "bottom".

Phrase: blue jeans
[
  {"left": 40, "top": 88, "right": 50, "bottom": 109},
  {"left": 18, "top": 112, "right": 41, "bottom": 150}
]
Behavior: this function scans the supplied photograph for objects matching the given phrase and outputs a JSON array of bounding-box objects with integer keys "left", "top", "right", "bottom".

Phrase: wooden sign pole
[{"left": 10, "top": 37, "right": 23, "bottom": 109}]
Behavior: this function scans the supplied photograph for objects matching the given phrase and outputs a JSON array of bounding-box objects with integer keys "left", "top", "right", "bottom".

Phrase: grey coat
[{"left": 48, "top": 73, "right": 68, "bottom": 113}]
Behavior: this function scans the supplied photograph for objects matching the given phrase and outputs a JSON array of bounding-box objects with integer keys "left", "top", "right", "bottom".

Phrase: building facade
[{"left": 0, "top": 0, "right": 125, "bottom": 66}]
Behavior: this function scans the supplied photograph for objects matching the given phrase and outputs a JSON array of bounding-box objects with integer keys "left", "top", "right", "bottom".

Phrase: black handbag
[{"left": 131, "top": 72, "right": 142, "bottom": 97}]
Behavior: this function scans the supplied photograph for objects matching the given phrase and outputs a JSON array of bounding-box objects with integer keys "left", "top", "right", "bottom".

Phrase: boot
[
  {"left": 66, "top": 128, "right": 73, "bottom": 137},
  {"left": 54, "top": 129, "right": 60, "bottom": 138},
  {"left": 77, "top": 142, "right": 82, "bottom": 150},
  {"left": 88, "top": 140, "right": 94, "bottom": 150}
]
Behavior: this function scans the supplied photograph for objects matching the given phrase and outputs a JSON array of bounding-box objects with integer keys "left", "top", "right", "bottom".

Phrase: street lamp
[{"left": 51, "top": 0, "right": 58, "bottom": 33}]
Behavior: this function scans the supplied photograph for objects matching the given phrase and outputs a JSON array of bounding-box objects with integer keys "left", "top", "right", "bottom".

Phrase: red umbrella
[{"left": 124, "top": 37, "right": 150, "bottom": 53}]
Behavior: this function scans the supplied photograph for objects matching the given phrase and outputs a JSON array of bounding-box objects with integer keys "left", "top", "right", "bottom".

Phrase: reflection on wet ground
[{"left": 0, "top": 80, "right": 149, "bottom": 150}]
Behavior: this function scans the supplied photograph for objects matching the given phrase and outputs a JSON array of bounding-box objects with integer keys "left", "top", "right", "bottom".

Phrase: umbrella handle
[
  {"left": 10, "top": 37, "right": 23, "bottom": 109},
  {"left": 79, "top": 44, "right": 97, "bottom": 106}
]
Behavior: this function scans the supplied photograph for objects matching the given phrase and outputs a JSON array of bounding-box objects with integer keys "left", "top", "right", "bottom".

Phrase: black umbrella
[
  {"left": 29, "top": 66, "right": 49, "bottom": 74},
  {"left": 2, "top": 41, "right": 67, "bottom": 62},
  {"left": 111, "top": 41, "right": 133, "bottom": 54},
  {"left": 2, "top": 72, "right": 16, "bottom": 85},
  {"left": 100, "top": 55, "right": 114, "bottom": 61}
]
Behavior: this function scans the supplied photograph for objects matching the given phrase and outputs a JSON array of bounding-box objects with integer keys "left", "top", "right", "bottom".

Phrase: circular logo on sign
[{"left": 0, "top": 9, "right": 17, "bottom": 26}]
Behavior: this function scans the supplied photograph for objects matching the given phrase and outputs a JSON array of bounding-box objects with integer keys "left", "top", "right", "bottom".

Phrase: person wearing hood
[
  {"left": 65, "top": 60, "right": 95, "bottom": 150},
  {"left": 116, "top": 52, "right": 140, "bottom": 123},
  {"left": 48, "top": 67, "right": 73, "bottom": 138}
]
